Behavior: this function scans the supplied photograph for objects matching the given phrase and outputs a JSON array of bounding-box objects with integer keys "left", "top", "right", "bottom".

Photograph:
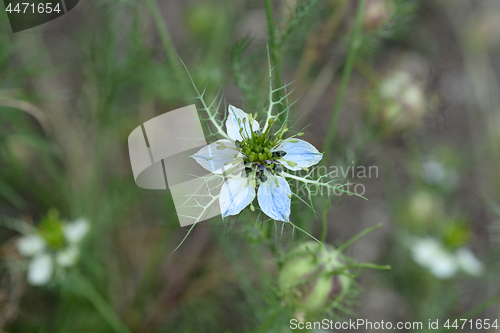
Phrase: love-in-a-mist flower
[
  {"left": 16, "top": 212, "right": 90, "bottom": 286},
  {"left": 192, "top": 105, "right": 323, "bottom": 222}
]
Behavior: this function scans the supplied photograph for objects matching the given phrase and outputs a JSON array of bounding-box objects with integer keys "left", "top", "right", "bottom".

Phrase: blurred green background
[{"left": 1, "top": 0, "right": 500, "bottom": 332}]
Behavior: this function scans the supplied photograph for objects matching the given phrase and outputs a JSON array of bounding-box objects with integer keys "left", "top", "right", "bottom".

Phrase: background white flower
[
  {"left": 410, "top": 237, "right": 483, "bottom": 279},
  {"left": 421, "top": 158, "right": 459, "bottom": 190},
  {"left": 16, "top": 217, "right": 90, "bottom": 286}
]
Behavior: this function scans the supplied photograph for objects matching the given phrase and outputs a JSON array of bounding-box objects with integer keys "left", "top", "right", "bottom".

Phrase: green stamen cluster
[
  {"left": 38, "top": 210, "right": 65, "bottom": 250},
  {"left": 238, "top": 117, "right": 289, "bottom": 163}
]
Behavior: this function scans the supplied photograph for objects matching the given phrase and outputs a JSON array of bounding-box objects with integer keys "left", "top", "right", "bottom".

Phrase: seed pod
[
  {"left": 362, "top": 0, "right": 393, "bottom": 32},
  {"left": 186, "top": 2, "right": 220, "bottom": 40},
  {"left": 279, "top": 242, "right": 352, "bottom": 312},
  {"left": 375, "top": 70, "right": 426, "bottom": 134}
]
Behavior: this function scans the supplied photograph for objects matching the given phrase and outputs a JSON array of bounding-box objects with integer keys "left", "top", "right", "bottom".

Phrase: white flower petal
[
  {"left": 220, "top": 176, "right": 255, "bottom": 218},
  {"left": 411, "top": 237, "right": 441, "bottom": 267},
  {"left": 191, "top": 139, "right": 238, "bottom": 174},
  {"left": 16, "top": 234, "right": 45, "bottom": 257},
  {"left": 64, "top": 218, "right": 90, "bottom": 244},
  {"left": 411, "top": 237, "right": 458, "bottom": 279},
  {"left": 56, "top": 246, "right": 80, "bottom": 267},
  {"left": 421, "top": 160, "right": 447, "bottom": 185},
  {"left": 428, "top": 253, "right": 458, "bottom": 279},
  {"left": 257, "top": 173, "right": 291, "bottom": 222},
  {"left": 456, "top": 248, "right": 483, "bottom": 277},
  {"left": 225, "top": 105, "right": 259, "bottom": 142},
  {"left": 274, "top": 139, "right": 323, "bottom": 171},
  {"left": 28, "top": 253, "right": 54, "bottom": 286}
]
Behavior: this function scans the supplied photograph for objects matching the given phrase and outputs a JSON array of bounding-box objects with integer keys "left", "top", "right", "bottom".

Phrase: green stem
[
  {"left": 461, "top": 290, "right": 500, "bottom": 320},
  {"left": 323, "top": 0, "right": 367, "bottom": 155},
  {"left": 255, "top": 307, "right": 280, "bottom": 333},
  {"left": 342, "top": 263, "right": 391, "bottom": 270},
  {"left": 325, "top": 263, "right": 391, "bottom": 278},
  {"left": 321, "top": 203, "right": 328, "bottom": 243},
  {"left": 267, "top": 220, "right": 279, "bottom": 261},
  {"left": 335, "top": 223, "right": 382, "bottom": 254},
  {"left": 146, "top": 0, "right": 188, "bottom": 96},
  {"left": 435, "top": 290, "right": 500, "bottom": 333},
  {"left": 70, "top": 273, "right": 133, "bottom": 333},
  {"left": 264, "top": 0, "right": 284, "bottom": 120}
]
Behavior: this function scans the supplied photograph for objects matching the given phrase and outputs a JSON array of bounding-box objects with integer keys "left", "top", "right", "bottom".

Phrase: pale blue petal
[
  {"left": 225, "top": 105, "right": 260, "bottom": 142},
  {"left": 220, "top": 176, "right": 256, "bottom": 218},
  {"left": 257, "top": 174, "right": 291, "bottom": 222},
  {"left": 273, "top": 139, "right": 323, "bottom": 171},
  {"left": 192, "top": 140, "right": 238, "bottom": 174}
]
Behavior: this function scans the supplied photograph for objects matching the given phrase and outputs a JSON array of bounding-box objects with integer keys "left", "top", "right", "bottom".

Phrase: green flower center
[
  {"left": 235, "top": 116, "right": 298, "bottom": 164},
  {"left": 240, "top": 132, "right": 280, "bottom": 163},
  {"left": 38, "top": 210, "right": 65, "bottom": 250}
]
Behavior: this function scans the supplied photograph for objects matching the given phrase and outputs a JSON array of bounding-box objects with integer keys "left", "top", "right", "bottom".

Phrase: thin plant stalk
[
  {"left": 434, "top": 290, "right": 500, "bottom": 333},
  {"left": 335, "top": 223, "right": 382, "bottom": 254},
  {"left": 264, "top": 0, "right": 284, "bottom": 120},
  {"left": 323, "top": 0, "right": 367, "bottom": 154},
  {"left": 146, "top": 0, "right": 189, "bottom": 95},
  {"left": 321, "top": 203, "right": 329, "bottom": 243},
  {"left": 70, "top": 273, "right": 133, "bottom": 333}
]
